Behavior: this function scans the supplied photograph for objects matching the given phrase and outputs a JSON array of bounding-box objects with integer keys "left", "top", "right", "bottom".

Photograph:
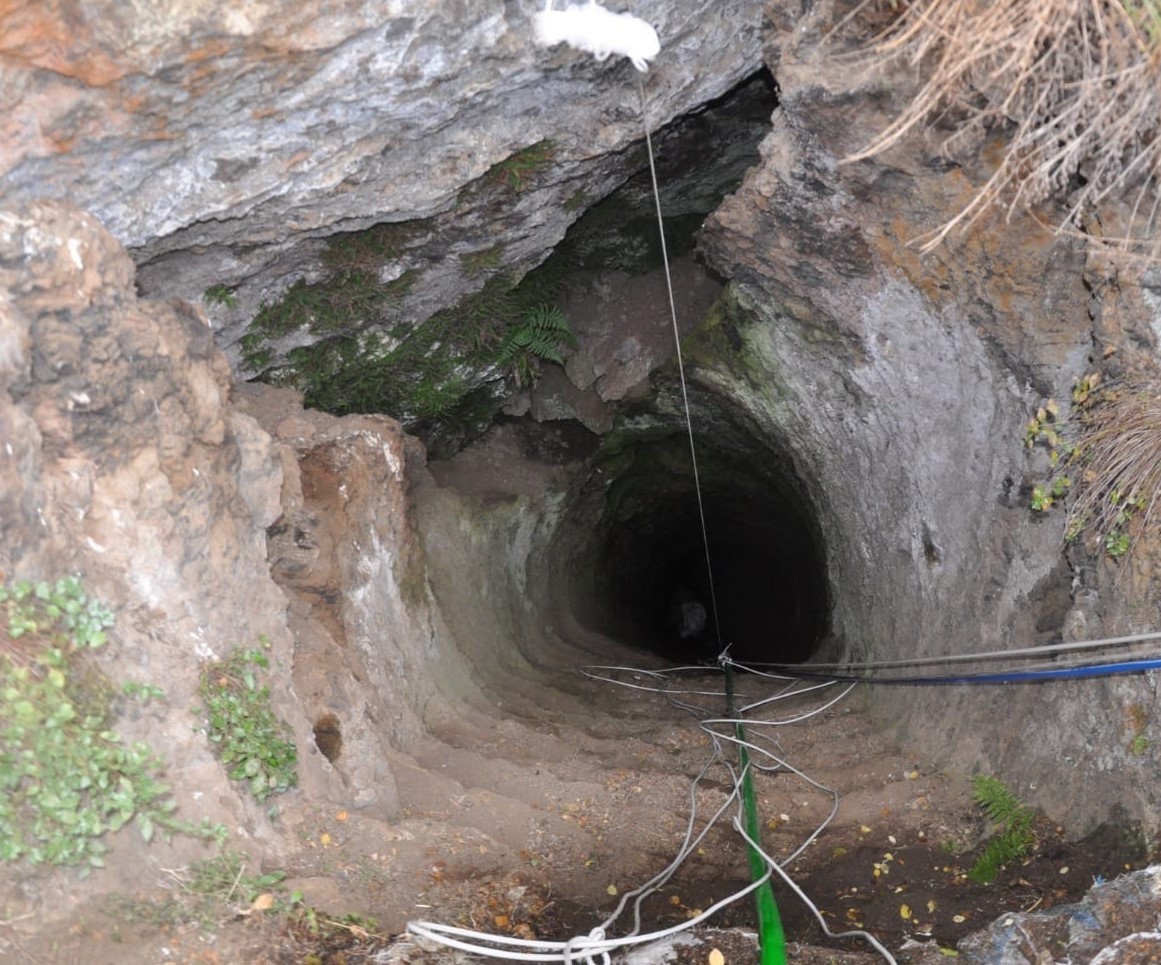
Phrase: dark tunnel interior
[{"left": 572, "top": 433, "right": 830, "bottom": 666}]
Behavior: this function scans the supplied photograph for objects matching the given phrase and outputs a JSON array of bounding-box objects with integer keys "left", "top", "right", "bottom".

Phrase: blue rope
[{"left": 773, "top": 657, "right": 1161, "bottom": 686}]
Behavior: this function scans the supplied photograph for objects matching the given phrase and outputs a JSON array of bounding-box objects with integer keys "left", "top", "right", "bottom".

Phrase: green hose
[{"left": 726, "top": 662, "right": 787, "bottom": 965}]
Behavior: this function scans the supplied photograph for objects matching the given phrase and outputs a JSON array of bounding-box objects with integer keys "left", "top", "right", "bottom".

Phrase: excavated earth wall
[{"left": 3, "top": 1, "right": 1161, "bottom": 942}]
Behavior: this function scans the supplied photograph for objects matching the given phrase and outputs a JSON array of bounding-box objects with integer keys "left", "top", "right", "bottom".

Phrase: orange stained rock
[{"left": 0, "top": 0, "right": 132, "bottom": 86}]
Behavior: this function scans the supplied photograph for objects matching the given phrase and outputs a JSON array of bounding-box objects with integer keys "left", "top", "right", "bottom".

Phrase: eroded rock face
[
  {"left": 690, "top": 0, "right": 1161, "bottom": 833},
  {"left": 0, "top": 200, "right": 312, "bottom": 850},
  {"left": 0, "top": 201, "right": 458, "bottom": 862},
  {"left": 5, "top": 0, "right": 1161, "bottom": 884},
  {"left": 0, "top": 0, "right": 765, "bottom": 360},
  {"left": 235, "top": 385, "right": 480, "bottom": 817}
]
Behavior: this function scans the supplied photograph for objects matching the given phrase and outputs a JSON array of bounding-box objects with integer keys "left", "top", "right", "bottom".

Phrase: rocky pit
[{"left": 3, "top": 1, "right": 1161, "bottom": 963}]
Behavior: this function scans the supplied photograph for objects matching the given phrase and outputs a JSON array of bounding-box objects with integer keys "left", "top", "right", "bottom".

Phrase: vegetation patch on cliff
[
  {"left": 0, "top": 577, "right": 220, "bottom": 872},
  {"left": 849, "top": 0, "right": 1161, "bottom": 258},
  {"left": 200, "top": 642, "right": 298, "bottom": 805},
  {"left": 239, "top": 220, "right": 432, "bottom": 373},
  {"left": 1027, "top": 370, "right": 1161, "bottom": 559},
  {"left": 267, "top": 259, "right": 575, "bottom": 457}
]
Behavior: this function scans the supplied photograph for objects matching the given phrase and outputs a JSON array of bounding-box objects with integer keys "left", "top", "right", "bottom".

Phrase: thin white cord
[
  {"left": 734, "top": 818, "right": 899, "bottom": 965},
  {"left": 407, "top": 673, "right": 873, "bottom": 963},
  {"left": 637, "top": 71, "right": 724, "bottom": 648}
]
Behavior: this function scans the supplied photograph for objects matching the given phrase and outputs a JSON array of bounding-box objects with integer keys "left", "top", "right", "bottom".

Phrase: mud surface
[{"left": 3, "top": 675, "right": 1149, "bottom": 964}]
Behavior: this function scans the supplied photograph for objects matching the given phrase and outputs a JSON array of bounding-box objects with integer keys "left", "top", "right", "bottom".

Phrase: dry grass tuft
[
  {"left": 1065, "top": 372, "right": 1161, "bottom": 557},
  {"left": 843, "top": 0, "right": 1161, "bottom": 258}
]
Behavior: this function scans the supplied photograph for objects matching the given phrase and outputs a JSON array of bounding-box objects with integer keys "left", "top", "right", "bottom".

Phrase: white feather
[{"left": 533, "top": 1, "right": 660, "bottom": 73}]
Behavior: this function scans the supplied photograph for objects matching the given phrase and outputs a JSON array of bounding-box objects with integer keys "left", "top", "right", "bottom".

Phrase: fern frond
[
  {"left": 968, "top": 775, "right": 1037, "bottom": 884},
  {"left": 495, "top": 304, "right": 575, "bottom": 387},
  {"left": 972, "top": 775, "right": 1026, "bottom": 826}
]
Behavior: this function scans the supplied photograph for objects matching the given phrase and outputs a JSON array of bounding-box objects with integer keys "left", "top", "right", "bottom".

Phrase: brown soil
[{"left": 2, "top": 671, "right": 1148, "bottom": 965}]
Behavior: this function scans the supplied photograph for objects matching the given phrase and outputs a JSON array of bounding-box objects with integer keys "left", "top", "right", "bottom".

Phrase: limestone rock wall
[
  {"left": 0, "top": 200, "right": 313, "bottom": 852},
  {"left": 0, "top": 0, "right": 766, "bottom": 367},
  {"left": 237, "top": 385, "right": 483, "bottom": 818},
  {"left": 0, "top": 201, "right": 468, "bottom": 866},
  {"left": 695, "top": 0, "right": 1161, "bottom": 834}
]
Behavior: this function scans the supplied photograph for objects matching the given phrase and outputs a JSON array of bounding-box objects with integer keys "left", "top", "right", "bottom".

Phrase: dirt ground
[{"left": 2, "top": 667, "right": 1150, "bottom": 965}]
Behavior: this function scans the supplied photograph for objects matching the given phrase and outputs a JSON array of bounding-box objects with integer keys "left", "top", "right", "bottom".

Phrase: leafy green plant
[
  {"left": 1030, "top": 475, "right": 1071, "bottom": 513},
  {"left": 496, "top": 304, "right": 576, "bottom": 387},
  {"left": 203, "top": 284, "right": 237, "bottom": 308},
  {"left": 968, "top": 775, "right": 1037, "bottom": 884},
  {"left": 200, "top": 644, "right": 298, "bottom": 803},
  {"left": 122, "top": 680, "right": 165, "bottom": 704},
  {"left": 0, "top": 577, "right": 217, "bottom": 872},
  {"left": 1105, "top": 528, "right": 1131, "bottom": 557}
]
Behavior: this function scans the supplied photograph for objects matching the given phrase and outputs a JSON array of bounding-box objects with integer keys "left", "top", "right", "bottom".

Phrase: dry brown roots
[{"left": 844, "top": 0, "right": 1161, "bottom": 258}]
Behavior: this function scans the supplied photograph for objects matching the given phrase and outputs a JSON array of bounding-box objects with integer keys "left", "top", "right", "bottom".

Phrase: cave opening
[
  {"left": 560, "top": 427, "right": 831, "bottom": 667},
  {"left": 419, "top": 66, "right": 820, "bottom": 669}
]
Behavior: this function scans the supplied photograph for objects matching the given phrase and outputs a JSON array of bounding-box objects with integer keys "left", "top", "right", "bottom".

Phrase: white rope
[
  {"left": 637, "top": 72, "right": 724, "bottom": 647},
  {"left": 407, "top": 27, "right": 898, "bottom": 965},
  {"left": 407, "top": 671, "right": 878, "bottom": 963}
]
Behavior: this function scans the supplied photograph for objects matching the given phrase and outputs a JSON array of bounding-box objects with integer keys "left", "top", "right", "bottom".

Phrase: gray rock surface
[
  {"left": 1, "top": 0, "right": 765, "bottom": 358},
  {"left": 959, "top": 865, "right": 1161, "bottom": 964},
  {"left": 687, "top": 0, "right": 1161, "bottom": 839},
  {"left": 0, "top": 199, "right": 317, "bottom": 851}
]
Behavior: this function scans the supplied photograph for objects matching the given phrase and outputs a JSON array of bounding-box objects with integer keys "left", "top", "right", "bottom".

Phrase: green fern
[
  {"left": 968, "top": 775, "right": 1036, "bottom": 884},
  {"left": 495, "top": 304, "right": 575, "bottom": 387}
]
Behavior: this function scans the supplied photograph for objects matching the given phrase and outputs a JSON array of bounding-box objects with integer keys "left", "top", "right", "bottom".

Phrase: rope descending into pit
[
  {"left": 636, "top": 72, "right": 724, "bottom": 650},
  {"left": 409, "top": 666, "right": 898, "bottom": 964},
  {"left": 637, "top": 74, "right": 788, "bottom": 965},
  {"left": 408, "top": 17, "right": 894, "bottom": 965}
]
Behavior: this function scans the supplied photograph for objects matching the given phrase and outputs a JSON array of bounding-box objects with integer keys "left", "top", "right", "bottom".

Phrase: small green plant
[
  {"left": 1126, "top": 702, "right": 1152, "bottom": 756},
  {"left": 200, "top": 643, "right": 298, "bottom": 802},
  {"left": 122, "top": 680, "right": 166, "bottom": 704},
  {"left": 1024, "top": 372, "right": 1161, "bottom": 559},
  {"left": 1129, "top": 733, "right": 1153, "bottom": 756},
  {"left": 1, "top": 577, "right": 215, "bottom": 871},
  {"left": 968, "top": 775, "right": 1037, "bottom": 884},
  {"left": 1025, "top": 397, "right": 1064, "bottom": 455},
  {"left": 203, "top": 284, "right": 238, "bottom": 309},
  {"left": 188, "top": 848, "right": 287, "bottom": 905},
  {"left": 496, "top": 304, "right": 576, "bottom": 387},
  {"left": 1105, "top": 528, "right": 1131, "bottom": 557},
  {"left": 1030, "top": 475, "right": 1071, "bottom": 512}
]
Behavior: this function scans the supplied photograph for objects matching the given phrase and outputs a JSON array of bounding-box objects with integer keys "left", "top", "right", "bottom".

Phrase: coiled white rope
[{"left": 407, "top": 670, "right": 885, "bottom": 963}]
